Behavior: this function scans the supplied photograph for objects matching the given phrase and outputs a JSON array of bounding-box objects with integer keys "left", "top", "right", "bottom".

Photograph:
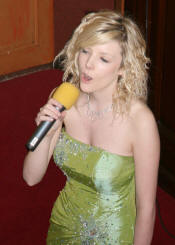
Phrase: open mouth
[{"left": 82, "top": 72, "right": 92, "bottom": 82}]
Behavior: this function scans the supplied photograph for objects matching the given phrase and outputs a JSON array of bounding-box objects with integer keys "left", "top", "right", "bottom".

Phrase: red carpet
[{"left": 0, "top": 69, "right": 175, "bottom": 244}]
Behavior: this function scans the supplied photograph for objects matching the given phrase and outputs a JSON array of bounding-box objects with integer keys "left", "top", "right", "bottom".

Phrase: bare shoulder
[
  {"left": 129, "top": 99, "right": 160, "bottom": 153},
  {"left": 130, "top": 100, "right": 157, "bottom": 130},
  {"left": 129, "top": 99, "right": 160, "bottom": 149}
]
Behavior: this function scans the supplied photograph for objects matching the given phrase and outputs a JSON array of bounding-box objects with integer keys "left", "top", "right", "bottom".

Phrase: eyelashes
[
  {"left": 81, "top": 48, "right": 88, "bottom": 54},
  {"left": 100, "top": 57, "right": 109, "bottom": 63}
]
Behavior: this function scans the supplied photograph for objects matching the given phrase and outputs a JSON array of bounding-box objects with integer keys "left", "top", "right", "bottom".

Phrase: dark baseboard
[{"left": 0, "top": 63, "right": 53, "bottom": 83}]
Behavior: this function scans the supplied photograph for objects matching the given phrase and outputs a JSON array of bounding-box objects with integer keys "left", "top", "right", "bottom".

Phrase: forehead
[{"left": 86, "top": 41, "right": 122, "bottom": 56}]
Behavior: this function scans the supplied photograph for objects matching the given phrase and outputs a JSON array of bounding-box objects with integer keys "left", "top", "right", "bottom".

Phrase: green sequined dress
[{"left": 47, "top": 130, "right": 136, "bottom": 245}]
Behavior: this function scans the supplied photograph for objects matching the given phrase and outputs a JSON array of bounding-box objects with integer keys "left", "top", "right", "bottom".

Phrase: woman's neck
[{"left": 87, "top": 84, "right": 115, "bottom": 110}]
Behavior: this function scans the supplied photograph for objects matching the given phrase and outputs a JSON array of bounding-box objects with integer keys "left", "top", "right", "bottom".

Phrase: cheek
[
  {"left": 99, "top": 65, "right": 118, "bottom": 79},
  {"left": 77, "top": 54, "right": 83, "bottom": 69},
  {"left": 98, "top": 66, "right": 121, "bottom": 86}
]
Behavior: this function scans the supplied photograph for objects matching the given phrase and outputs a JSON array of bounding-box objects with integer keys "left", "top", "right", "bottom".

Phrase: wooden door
[{"left": 0, "top": 0, "right": 54, "bottom": 76}]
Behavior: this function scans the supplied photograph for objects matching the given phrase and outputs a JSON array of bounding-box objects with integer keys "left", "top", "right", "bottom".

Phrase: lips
[{"left": 81, "top": 72, "right": 92, "bottom": 83}]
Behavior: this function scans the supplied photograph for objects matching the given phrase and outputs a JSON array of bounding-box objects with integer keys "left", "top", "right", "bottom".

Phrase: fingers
[{"left": 35, "top": 99, "right": 65, "bottom": 126}]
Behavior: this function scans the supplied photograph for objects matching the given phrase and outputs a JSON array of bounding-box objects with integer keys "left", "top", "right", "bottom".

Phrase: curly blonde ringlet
[{"left": 54, "top": 10, "right": 150, "bottom": 114}]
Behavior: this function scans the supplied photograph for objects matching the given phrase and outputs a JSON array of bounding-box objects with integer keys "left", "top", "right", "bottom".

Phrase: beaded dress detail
[{"left": 47, "top": 130, "right": 136, "bottom": 245}]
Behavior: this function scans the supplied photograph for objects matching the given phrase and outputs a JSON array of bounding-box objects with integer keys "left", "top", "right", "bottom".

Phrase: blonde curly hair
[{"left": 54, "top": 10, "right": 150, "bottom": 114}]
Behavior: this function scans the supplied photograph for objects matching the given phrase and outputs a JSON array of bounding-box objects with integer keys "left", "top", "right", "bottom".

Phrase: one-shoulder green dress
[{"left": 47, "top": 130, "right": 136, "bottom": 245}]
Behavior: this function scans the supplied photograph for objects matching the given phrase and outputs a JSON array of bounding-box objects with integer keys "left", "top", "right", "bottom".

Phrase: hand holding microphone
[
  {"left": 35, "top": 98, "right": 65, "bottom": 136},
  {"left": 26, "top": 82, "right": 80, "bottom": 151}
]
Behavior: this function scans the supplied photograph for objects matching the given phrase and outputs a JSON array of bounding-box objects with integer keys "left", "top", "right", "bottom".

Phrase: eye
[
  {"left": 81, "top": 48, "right": 88, "bottom": 54},
  {"left": 100, "top": 57, "right": 109, "bottom": 63}
]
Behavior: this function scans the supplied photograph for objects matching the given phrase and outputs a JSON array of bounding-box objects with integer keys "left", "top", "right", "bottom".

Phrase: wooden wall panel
[
  {"left": 0, "top": 0, "right": 123, "bottom": 77},
  {"left": 115, "top": 0, "right": 125, "bottom": 15},
  {"left": 0, "top": 0, "right": 54, "bottom": 76}
]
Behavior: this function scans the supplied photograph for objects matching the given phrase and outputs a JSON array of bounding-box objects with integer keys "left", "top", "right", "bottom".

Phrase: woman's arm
[
  {"left": 23, "top": 98, "right": 66, "bottom": 186},
  {"left": 131, "top": 104, "right": 160, "bottom": 245}
]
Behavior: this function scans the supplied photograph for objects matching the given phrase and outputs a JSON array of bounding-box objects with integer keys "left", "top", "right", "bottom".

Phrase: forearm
[
  {"left": 23, "top": 135, "right": 53, "bottom": 186},
  {"left": 134, "top": 205, "right": 156, "bottom": 245},
  {"left": 23, "top": 95, "right": 65, "bottom": 186}
]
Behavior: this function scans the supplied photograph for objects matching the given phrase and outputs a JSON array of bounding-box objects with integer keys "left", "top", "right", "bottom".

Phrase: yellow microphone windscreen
[{"left": 52, "top": 82, "right": 80, "bottom": 109}]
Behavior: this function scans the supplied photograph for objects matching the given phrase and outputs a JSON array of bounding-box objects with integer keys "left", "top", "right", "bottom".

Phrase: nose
[{"left": 85, "top": 54, "right": 94, "bottom": 69}]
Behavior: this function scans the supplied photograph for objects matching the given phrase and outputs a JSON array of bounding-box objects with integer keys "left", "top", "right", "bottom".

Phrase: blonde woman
[{"left": 23, "top": 10, "right": 160, "bottom": 245}]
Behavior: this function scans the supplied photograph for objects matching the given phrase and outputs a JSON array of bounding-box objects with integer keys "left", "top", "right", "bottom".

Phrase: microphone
[{"left": 26, "top": 82, "right": 80, "bottom": 151}]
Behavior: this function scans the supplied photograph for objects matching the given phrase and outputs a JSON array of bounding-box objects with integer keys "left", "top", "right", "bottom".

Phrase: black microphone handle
[{"left": 26, "top": 105, "right": 65, "bottom": 151}]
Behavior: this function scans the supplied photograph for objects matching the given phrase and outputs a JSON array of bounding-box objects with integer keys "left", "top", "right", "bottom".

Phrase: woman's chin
[{"left": 80, "top": 82, "right": 92, "bottom": 93}]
